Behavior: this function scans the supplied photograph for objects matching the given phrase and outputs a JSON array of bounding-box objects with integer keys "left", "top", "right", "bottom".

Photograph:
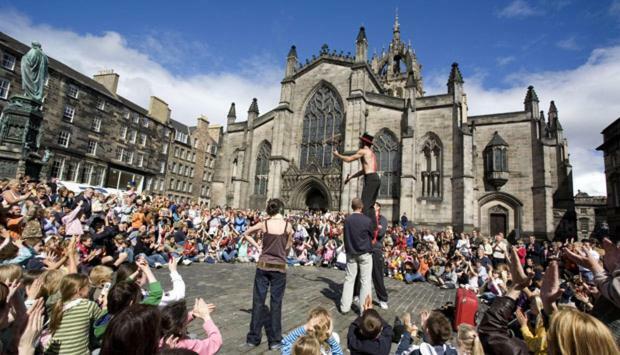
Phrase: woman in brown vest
[{"left": 241, "top": 198, "right": 293, "bottom": 351}]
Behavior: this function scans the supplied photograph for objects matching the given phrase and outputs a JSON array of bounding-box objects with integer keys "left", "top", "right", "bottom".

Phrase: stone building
[
  {"left": 211, "top": 17, "right": 575, "bottom": 239},
  {"left": 0, "top": 32, "right": 170, "bottom": 193},
  {"left": 574, "top": 190, "right": 607, "bottom": 240},
  {"left": 190, "top": 119, "right": 221, "bottom": 206},
  {"left": 597, "top": 117, "right": 620, "bottom": 239},
  {"left": 165, "top": 119, "right": 196, "bottom": 202}
]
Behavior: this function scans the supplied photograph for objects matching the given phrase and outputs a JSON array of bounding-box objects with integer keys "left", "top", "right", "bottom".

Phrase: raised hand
[
  {"left": 362, "top": 294, "right": 373, "bottom": 311},
  {"left": 508, "top": 246, "right": 531, "bottom": 288},
  {"left": 540, "top": 261, "right": 563, "bottom": 314},
  {"left": 168, "top": 256, "right": 180, "bottom": 273},
  {"left": 515, "top": 308, "right": 528, "bottom": 327},
  {"left": 192, "top": 298, "right": 215, "bottom": 320},
  {"left": 163, "top": 335, "right": 179, "bottom": 349},
  {"left": 26, "top": 277, "right": 43, "bottom": 301},
  {"left": 564, "top": 247, "right": 601, "bottom": 272},
  {"left": 19, "top": 298, "right": 44, "bottom": 353}
]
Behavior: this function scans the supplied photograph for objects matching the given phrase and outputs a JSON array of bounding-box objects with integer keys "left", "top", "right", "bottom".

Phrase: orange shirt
[
  {"left": 131, "top": 212, "right": 145, "bottom": 229},
  {"left": 6, "top": 216, "right": 23, "bottom": 240}
]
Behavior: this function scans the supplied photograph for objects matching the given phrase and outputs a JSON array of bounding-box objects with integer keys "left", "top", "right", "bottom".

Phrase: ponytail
[{"left": 49, "top": 273, "right": 89, "bottom": 334}]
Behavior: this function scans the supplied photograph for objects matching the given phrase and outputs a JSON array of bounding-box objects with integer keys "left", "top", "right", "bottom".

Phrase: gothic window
[
  {"left": 254, "top": 141, "right": 271, "bottom": 196},
  {"left": 373, "top": 130, "right": 400, "bottom": 198},
  {"left": 421, "top": 134, "right": 442, "bottom": 198},
  {"left": 300, "top": 84, "right": 344, "bottom": 169}
]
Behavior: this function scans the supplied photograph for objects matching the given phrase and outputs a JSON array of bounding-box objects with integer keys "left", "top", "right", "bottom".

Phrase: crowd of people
[{"left": 0, "top": 175, "right": 619, "bottom": 354}]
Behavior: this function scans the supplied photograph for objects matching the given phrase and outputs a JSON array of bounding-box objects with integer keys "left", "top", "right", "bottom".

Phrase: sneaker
[
  {"left": 353, "top": 296, "right": 360, "bottom": 305},
  {"left": 379, "top": 301, "right": 389, "bottom": 310},
  {"left": 182, "top": 259, "right": 193, "bottom": 266},
  {"left": 269, "top": 343, "right": 282, "bottom": 351},
  {"left": 239, "top": 343, "right": 259, "bottom": 351},
  {"left": 154, "top": 262, "right": 163, "bottom": 269}
]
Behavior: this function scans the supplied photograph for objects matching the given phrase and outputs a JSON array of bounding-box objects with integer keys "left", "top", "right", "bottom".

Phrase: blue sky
[
  {"left": 1, "top": 0, "right": 619, "bottom": 195},
  {"left": 8, "top": 0, "right": 619, "bottom": 81}
]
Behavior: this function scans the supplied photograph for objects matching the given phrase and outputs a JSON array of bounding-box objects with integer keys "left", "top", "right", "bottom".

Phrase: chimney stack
[
  {"left": 148, "top": 96, "right": 171, "bottom": 124},
  {"left": 93, "top": 69, "right": 119, "bottom": 94}
]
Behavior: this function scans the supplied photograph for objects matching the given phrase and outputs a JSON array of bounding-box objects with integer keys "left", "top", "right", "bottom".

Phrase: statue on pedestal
[{"left": 21, "top": 42, "right": 48, "bottom": 103}]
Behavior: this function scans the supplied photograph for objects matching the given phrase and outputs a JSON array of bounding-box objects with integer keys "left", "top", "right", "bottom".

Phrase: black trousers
[
  {"left": 354, "top": 248, "right": 388, "bottom": 302},
  {"left": 246, "top": 268, "right": 287, "bottom": 346},
  {"left": 361, "top": 173, "right": 381, "bottom": 232}
]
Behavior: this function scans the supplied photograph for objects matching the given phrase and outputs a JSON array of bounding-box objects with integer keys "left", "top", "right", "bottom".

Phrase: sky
[{"left": 0, "top": 0, "right": 618, "bottom": 196}]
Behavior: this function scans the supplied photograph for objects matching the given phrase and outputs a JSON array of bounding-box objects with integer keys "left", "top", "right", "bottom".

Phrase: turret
[
  {"left": 226, "top": 102, "right": 236, "bottom": 126},
  {"left": 247, "top": 98, "right": 259, "bottom": 126},
  {"left": 285, "top": 45, "right": 297, "bottom": 77},
  {"left": 524, "top": 85, "right": 540, "bottom": 119},
  {"left": 355, "top": 26, "right": 368, "bottom": 63},
  {"left": 447, "top": 62, "right": 464, "bottom": 95},
  {"left": 392, "top": 11, "right": 401, "bottom": 44}
]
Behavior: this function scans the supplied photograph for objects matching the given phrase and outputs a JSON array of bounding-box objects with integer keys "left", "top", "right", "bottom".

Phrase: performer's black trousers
[
  {"left": 362, "top": 173, "right": 381, "bottom": 228},
  {"left": 353, "top": 247, "right": 388, "bottom": 302}
]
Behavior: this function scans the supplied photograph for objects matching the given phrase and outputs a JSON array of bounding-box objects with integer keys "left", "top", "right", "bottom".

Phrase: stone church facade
[{"left": 211, "top": 18, "right": 575, "bottom": 240}]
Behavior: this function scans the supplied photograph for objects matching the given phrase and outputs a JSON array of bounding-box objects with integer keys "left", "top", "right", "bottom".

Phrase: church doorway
[
  {"left": 490, "top": 213, "right": 507, "bottom": 237},
  {"left": 305, "top": 186, "right": 329, "bottom": 212}
]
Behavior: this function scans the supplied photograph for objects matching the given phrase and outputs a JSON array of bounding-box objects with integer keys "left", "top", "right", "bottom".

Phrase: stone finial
[
  {"left": 356, "top": 26, "right": 367, "bottom": 43},
  {"left": 287, "top": 45, "right": 297, "bottom": 58},
  {"left": 549, "top": 100, "right": 558, "bottom": 113},
  {"left": 524, "top": 85, "right": 539, "bottom": 103},
  {"left": 448, "top": 62, "right": 464, "bottom": 85},
  {"left": 227, "top": 102, "right": 236, "bottom": 119},
  {"left": 248, "top": 98, "right": 259, "bottom": 114}
]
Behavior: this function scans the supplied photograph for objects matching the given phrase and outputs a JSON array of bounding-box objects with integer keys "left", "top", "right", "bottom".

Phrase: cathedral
[{"left": 211, "top": 17, "right": 575, "bottom": 240}]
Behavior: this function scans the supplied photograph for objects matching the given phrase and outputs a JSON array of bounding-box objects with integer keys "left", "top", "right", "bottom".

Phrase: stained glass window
[
  {"left": 254, "top": 141, "right": 271, "bottom": 195},
  {"left": 373, "top": 130, "right": 400, "bottom": 197},
  {"left": 300, "top": 85, "right": 344, "bottom": 169}
]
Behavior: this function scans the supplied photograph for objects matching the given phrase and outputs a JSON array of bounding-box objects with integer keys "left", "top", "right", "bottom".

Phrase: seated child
[
  {"left": 347, "top": 296, "right": 393, "bottom": 355},
  {"left": 282, "top": 306, "right": 343, "bottom": 355},
  {"left": 396, "top": 311, "right": 457, "bottom": 355}
]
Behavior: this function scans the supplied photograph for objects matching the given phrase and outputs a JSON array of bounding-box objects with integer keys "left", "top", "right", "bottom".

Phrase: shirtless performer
[{"left": 333, "top": 132, "right": 380, "bottom": 227}]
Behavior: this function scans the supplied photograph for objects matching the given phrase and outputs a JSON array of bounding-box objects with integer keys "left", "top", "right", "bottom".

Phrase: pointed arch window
[
  {"left": 373, "top": 130, "right": 400, "bottom": 198},
  {"left": 254, "top": 142, "right": 271, "bottom": 195},
  {"left": 421, "top": 134, "right": 442, "bottom": 198},
  {"left": 300, "top": 84, "right": 344, "bottom": 169}
]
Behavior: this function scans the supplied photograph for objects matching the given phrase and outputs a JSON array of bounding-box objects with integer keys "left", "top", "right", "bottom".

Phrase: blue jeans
[
  {"left": 246, "top": 268, "right": 287, "bottom": 346},
  {"left": 138, "top": 253, "right": 167, "bottom": 267},
  {"left": 222, "top": 249, "right": 237, "bottom": 262},
  {"left": 405, "top": 272, "right": 425, "bottom": 283}
]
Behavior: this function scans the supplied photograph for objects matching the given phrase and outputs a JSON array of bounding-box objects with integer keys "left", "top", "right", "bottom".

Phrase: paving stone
[{"left": 155, "top": 263, "right": 456, "bottom": 354}]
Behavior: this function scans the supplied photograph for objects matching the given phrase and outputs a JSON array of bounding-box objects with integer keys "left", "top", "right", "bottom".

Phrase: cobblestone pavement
[{"left": 155, "top": 263, "right": 456, "bottom": 354}]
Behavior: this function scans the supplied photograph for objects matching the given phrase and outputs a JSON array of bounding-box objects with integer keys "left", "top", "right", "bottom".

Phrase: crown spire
[
  {"left": 248, "top": 98, "right": 259, "bottom": 115},
  {"left": 227, "top": 102, "right": 236, "bottom": 118}
]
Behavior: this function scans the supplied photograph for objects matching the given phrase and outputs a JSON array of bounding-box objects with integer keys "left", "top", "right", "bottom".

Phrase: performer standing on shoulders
[
  {"left": 241, "top": 198, "right": 293, "bottom": 351},
  {"left": 333, "top": 132, "right": 381, "bottom": 228}
]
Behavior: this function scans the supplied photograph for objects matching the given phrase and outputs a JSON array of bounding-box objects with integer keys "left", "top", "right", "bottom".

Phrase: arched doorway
[
  {"left": 288, "top": 177, "right": 333, "bottom": 212},
  {"left": 305, "top": 186, "right": 329, "bottom": 212}
]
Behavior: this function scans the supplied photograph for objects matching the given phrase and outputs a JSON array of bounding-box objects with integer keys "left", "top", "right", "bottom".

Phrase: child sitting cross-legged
[
  {"left": 347, "top": 295, "right": 393, "bottom": 355},
  {"left": 281, "top": 306, "right": 343, "bottom": 355},
  {"left": 395, "top": 310, "right": 457, "bottom": 355}
]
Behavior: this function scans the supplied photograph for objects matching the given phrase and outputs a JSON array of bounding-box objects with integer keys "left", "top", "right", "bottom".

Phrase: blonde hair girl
[
  {"left": 457, "top": 324, "right": 484, "bottom": 355},
  {"left": 281, "top": 306, "right": 342, "bottom": 354},
  {"left": 547, "top": 307, "right": 619, "bottom": 355}
]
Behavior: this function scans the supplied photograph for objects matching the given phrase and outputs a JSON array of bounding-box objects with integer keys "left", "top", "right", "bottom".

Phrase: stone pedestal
[{"left": 0, "top": 95, "right": 46, "bottom": 180}]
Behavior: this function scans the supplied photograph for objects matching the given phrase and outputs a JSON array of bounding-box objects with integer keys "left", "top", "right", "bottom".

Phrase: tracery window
[
  {"left": 373, "top": 130, "right": 400, "bottom": 198},
  {"left": 254, "top": 141, "right": 271, "bottom": 196},
  {"left": 421, "top": 135, "right": 442, "bottom": 198},
  {"left": 300, "top": 84, "right": 344, "bottom": 169}
]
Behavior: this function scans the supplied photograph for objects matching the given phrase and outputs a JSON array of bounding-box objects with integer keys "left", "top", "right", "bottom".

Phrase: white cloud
[
  {"left": 556, "top": 36, "right": 580, "bottom": 51},
  {"left": 498, "top": 0, "right": 542, "bottom": 18},
  {"left": 427, "top": 46, "right": 620, "bottom": 196},
  {"left": 0, "top": 10, "right": 282, "bottom": 128},
  {"left": 496, "top": 56, "right": 516, "bottom": 66}
]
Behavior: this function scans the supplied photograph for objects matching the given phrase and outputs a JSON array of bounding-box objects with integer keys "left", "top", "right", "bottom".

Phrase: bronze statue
[{"left": 21, "top": 42, "right": 48, "bottom": 102}]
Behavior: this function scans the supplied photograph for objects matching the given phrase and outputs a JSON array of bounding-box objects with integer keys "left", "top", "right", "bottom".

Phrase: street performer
[
  {"left": 240, "top": 198, "right": 293, "bottom": 351},
  {"left": 333, "top": 132, "right": 381, "bottom": 228}
]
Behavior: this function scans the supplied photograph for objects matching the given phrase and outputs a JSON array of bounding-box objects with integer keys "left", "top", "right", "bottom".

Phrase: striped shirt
[{"left": 45, "top": 299, "right": 104, "bottom": 355}]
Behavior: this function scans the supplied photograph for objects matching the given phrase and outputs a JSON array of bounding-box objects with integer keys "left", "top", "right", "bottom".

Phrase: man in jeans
[{"left": 340, "top": 198, "right": 373, "bottom": 314}]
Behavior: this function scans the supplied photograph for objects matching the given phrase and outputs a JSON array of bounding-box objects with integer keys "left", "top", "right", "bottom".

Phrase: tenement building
[
  {"left": 574, "top": 190, "right": 607, "bottom": 240},
  {"left": 0, "top": 32, "right": 220, "bottom": 198},
  {"left": 0, "top": 32, "right": 170, "bottom": 193},
  {"left": 190, "top": 118, "right": 221, "bottom": 206},
  {"left": 597, "top": 117, "right": 620, "bottom": 239},
  {"left": 211, "top": 17, "right": 575, "bottom": 239}
]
